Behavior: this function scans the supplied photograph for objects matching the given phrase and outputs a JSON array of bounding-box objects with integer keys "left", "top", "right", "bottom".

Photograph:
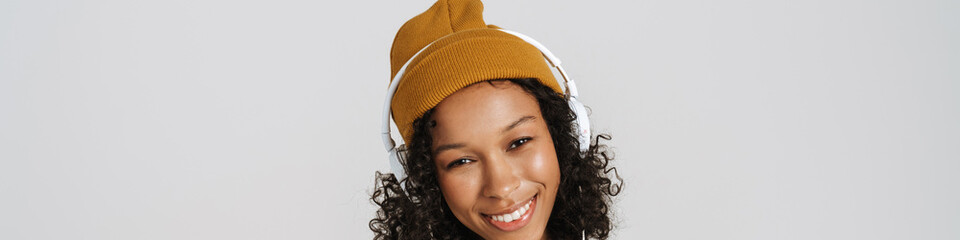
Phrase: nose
[{"left": 481, "top": 153, "right": 521, "bottom": 199}]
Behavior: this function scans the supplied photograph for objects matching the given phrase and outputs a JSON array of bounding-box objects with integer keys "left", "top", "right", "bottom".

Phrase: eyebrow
[
  {"left": 432, "top": 116, "right": 536, "bottom": 155},
  {"left": 503, "top": 116, "right": 536, "bottom": 133},
  {"left": 433, "top": 143, "right": 464, "bottom": 155}
]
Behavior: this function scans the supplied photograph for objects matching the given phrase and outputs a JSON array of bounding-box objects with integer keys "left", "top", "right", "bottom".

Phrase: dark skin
[{"left": 430, "top": 80, "right": 560, "bottom": 240}]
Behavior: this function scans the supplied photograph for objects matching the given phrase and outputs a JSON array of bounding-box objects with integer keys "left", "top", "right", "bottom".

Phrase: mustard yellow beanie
[{"left": 390, "top": 0, "right": 564, "bottom": 143}]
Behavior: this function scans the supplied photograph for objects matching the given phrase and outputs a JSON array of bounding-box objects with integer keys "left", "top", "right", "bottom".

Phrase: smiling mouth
[{"left": 482, "top": 194, "right": 538, "bottom": 231}]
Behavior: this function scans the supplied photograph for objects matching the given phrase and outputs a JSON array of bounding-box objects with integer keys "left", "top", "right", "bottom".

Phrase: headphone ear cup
[
  {"left": 388, "top": 148, "right": 406, "bottom": 181},
  {"left": 567, "top": 96, "right": 591, "bottom": 152}
]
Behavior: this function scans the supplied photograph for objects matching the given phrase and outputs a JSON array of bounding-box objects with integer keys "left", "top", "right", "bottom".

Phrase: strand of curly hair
[{"left": 370, "top": 78, "right": 622, "bottom": 239}]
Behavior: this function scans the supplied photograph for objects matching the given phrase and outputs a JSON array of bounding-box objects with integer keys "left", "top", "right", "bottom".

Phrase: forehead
[{"left": 430, "top": 81, "right": 542, "bottom": 140}]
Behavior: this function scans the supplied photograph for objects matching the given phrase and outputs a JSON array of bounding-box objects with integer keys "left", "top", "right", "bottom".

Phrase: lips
[{"left": 482, "top": 194, "right": 537, "bottom": 232}]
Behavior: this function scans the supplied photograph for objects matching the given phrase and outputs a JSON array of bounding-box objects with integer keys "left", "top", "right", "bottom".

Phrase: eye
[
  {"left": 446, "top": 158, "right": 473, "bottom": 169},
  {"left": 508, "top": 137, "right": 533, "bottom": 150}
]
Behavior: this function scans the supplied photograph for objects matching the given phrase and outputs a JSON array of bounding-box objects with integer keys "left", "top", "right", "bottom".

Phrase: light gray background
[{"left": 1, "top": 0, "right": 957, "bottom": 239}]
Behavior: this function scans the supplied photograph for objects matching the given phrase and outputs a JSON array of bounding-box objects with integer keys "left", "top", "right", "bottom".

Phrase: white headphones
[{"left": 382, "top": 29, "right": 590, "bottom": 180}]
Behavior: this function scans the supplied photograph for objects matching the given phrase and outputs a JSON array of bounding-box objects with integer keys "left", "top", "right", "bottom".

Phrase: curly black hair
[{"left": 370, "top": 78, "right": 622, "bottom": 239}]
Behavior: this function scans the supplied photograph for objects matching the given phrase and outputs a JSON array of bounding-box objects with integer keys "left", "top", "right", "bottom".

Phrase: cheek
[
  {"left": 437, "top": 172, "right": 480, "bottom": 215},
  {"left": 523, "top": 142, "right": 561, "bottom": 185}
]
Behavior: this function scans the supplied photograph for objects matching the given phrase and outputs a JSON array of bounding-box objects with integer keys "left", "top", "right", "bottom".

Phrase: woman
[{"left": 371, "top": 1, "right": 620, "bottom": 239}]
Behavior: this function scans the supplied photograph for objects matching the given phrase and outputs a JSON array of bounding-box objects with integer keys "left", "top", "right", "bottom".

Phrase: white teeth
[{"left": 490, "top": 199, "right": 534, "bottom": 223}]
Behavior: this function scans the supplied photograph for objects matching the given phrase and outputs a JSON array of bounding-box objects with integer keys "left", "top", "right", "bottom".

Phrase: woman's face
[{"left": 430, "top": 81, "right": 561, "bottom": 240}]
